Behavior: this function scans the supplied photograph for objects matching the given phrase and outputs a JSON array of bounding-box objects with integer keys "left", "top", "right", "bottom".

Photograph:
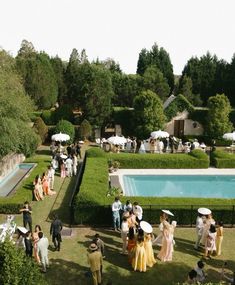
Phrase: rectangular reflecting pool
[
  {"left": 123, "top": 175, "right": 235, "bottom": 198},
  {"left": 0, "top": 163, "right": 36, "bottom": 197}
]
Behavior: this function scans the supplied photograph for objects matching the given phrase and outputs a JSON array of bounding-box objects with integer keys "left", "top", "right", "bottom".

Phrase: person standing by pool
[
  {"left": 19, "top": 201, "right": 32, "bottom": 232},
  {"left": 133, "top": 202, "right": 143, "bottom": 226},
  {"left": 194, "top": 213, "right": 204, "bottom": 250},
  {"left": 111, "top": 197, "right": 122, "bottom": 231}
]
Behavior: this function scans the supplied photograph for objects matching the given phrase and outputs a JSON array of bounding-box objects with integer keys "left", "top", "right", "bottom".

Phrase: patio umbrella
[
  {"left": 223, "top": 132, "right": 235, "bottom": 141},
  {"left": 198, "top": 207, "right": 211, "bottom": 215},
  {"left": 107, "top": 135, "right": 127, "bottom": 145},
  {"left": 162, "top": 209, "right": 174, "bottom": 216},
  {"left": 151, "top": 130, "right": 169, "bottom": 139},
  {"left": 51, "top": 132, "right": 70, "bottom": 142}
]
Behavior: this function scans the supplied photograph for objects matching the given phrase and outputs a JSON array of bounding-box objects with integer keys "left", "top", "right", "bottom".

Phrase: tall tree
[
  {"left": 142, "top": 65, "right": 170, "bottom": 101},
  {"left": 137, "top": 43, "right": 174, "bottom": 92},
  {"left": 16, "top": 40, "right": 58, "bottom": 109},
  {"left": 206, "top": 94, "right": 232, "bottom": 138},
  {"left": 226, "top": 54, "right": 235, "bottom": 106},
  {"left": 133, "top": 90, "right": 166, "bottom": 139}
]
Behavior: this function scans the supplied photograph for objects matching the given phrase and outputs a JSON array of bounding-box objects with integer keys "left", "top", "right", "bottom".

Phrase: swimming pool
[
  {"left": 123, "top": 175, "right": 235, "bottom": 198},
  {"left": 0, "top": 163, "right": 36, "bottom": 197}
]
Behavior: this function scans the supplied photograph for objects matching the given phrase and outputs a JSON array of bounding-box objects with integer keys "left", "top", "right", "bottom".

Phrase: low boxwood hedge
[
  {"left": 73, "top": 150, "right": 234, "bottom": 225},
  {"left": 211, "top": 150, "right": 235, "bottom": 168}
]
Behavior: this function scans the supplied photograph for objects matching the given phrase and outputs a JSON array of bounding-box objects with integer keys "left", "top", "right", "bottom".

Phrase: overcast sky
[{"left": 1, "top": 0, "right": 234, "bottom": 75}]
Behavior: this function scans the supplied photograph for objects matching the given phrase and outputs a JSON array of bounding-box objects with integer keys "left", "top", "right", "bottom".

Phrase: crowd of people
[{"left": 18, "top": 201, "right": 63, "bottom": 273}]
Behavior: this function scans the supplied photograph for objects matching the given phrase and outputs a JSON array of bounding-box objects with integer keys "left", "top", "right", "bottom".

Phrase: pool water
[
  {"left": 123, "top": 175, "right": 235, "bottom": 198},
  {"left": 0, "top": 163, "right": 36, "bottom": 197}
]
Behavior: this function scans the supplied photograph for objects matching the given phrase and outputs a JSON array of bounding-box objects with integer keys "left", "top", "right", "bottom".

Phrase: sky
[{"left": 1, "top": 0, "right": 234, "bottom": 75}]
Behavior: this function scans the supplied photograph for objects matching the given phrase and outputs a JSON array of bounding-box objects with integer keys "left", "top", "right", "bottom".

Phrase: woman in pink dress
[
  {"left": 32, "top": 224, "right": 41, "bottom": 263},
  {"left": 157, "top": 221, "right": 173, "bottom": 262},
  {"left": 204, "top": 224, "right": 217, "bottom": 259},
  {"left": 60, "top": 160, "right": 66, "bottom": 178}
]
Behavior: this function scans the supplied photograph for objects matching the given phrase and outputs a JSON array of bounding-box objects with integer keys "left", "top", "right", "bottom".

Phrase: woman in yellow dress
[
  {"left": 132, "top": 234, "right": 147, "bottom": 272},
  {"left": 144, "top": 233, "right": 156, "bottom": 267},
  {"left": 216, "top": 221, "right": 223, "bottom": 256}
]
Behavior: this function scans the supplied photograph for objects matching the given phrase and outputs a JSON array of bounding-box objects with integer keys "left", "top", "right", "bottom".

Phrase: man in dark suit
[{"left": 50, "top": 214, "right": 63, "bottom": 251}]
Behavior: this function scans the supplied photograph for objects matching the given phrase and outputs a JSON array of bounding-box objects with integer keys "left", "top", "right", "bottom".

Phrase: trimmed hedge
[
  {"left": 107, "top": 149, "right": 209, "bottom": 169},
  {"left": 73, "top": 150, "right": 235, "bottom": 225},
  {"left": 211, "top": 150, "right": 235, "bottom": 168}
]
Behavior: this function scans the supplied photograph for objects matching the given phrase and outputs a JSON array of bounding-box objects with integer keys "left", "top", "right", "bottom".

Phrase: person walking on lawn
[
  {"left": 87, "top": 243, "right": 103, "bottom": 285},
  {"left": 50, "top": 214, "right": 63, "bottom": 251}
]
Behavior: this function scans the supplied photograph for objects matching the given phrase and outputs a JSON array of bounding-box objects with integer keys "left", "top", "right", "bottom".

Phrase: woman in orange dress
[
  {"left": 127, "top": 227, "right": 136, "bottom": 264},
  {"left": 42, "top": 172, "right": 56, "bottom": 196},
  {"left": 32, "top": 224, "right": 41, "bottom": 263},
  {"left": 33, "top": 176, "right": 44, "bottom": 201}
]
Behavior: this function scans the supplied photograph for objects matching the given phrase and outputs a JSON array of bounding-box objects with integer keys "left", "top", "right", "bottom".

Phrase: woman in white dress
[{"left": 139, "top": 141, "right": 146, "bottom": 154}]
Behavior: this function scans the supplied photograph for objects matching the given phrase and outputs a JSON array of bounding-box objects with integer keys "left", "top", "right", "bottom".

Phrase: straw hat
[
  {"left": 198, "top": 207, "right": 211, "bottom": 215},
  {"left": 162, "top": 209, "right": 174, "bottom": 216},
  {"left": 140, "top": 221, "right": 153, "bottom": 233},
  {"left": 89, "top": 243, "right": 98, "bottom": 251}
]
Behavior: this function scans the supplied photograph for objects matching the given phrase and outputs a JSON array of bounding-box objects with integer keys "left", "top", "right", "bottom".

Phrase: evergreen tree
[
  {"left": 206, "top": 94, "right": 232, "bottom": 138},
  {"left": 133, "top": 90, "right": 166, "bottom": 139}
]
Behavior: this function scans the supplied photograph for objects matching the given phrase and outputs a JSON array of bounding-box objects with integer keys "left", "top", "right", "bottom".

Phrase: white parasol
[
  {"left": 60, "top": 154, "right": 67, "bottom": 159},
  {"left": 17, "top": 226, "right": 28, "bottom": 234},
  {"left": 162, "top": 209, "right": 174, "bottom": 216},
  {"left": 51, "top": 132, "right": 70, "bottom": 142},
  {"left": 140, "top": 221, "right": 153, "bottom": 233},
  {"left": 151, "top": 130, "right": 169, "bottom": 139},
  {"left": 107, "top": 135, "right": 127, "bottom": 145},
  {"left": 223, "top": 132, "right": 235, "bottom": 141},
  {"left": 198, "top": 207, "right": 211, "bottom": 215}
]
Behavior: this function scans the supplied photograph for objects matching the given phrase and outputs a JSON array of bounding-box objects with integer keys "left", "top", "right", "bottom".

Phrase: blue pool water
[{"left": 123, "top": 175, "right": 235, "bottom": 198}]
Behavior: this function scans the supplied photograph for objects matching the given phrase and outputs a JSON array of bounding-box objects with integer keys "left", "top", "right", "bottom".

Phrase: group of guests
[
  {"left": 18, "top": 201, "right": 63, "bottom": 273},
  {"left": 194, "top": 211, "right": 224, "bottom": 259},
  {"left": 33, "top": 165, "right": 56, "bottom": 201}
]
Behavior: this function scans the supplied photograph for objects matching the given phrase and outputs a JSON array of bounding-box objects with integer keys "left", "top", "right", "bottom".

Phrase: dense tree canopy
[
  {"left": 0, "top": 49, "right": 39, "bottom": 158},
  {"left": 137, "top": 43, "right": 174, "bottom": 92},
  {"left": 206, "top": 94, "right": 232, "bottom": 138},
  {"left": 16, "top": 40, "right": 58, "bottom": 109},
  {"left": 133, "top": 90, "right": 166, "bottom": 139}
]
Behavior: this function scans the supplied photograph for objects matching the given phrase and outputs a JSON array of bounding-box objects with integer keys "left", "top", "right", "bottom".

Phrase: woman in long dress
[
  {"left": 42, "top": 172, "right": 56, "bottom": 196},
  {"left": 139, "top": 141, "right": 146, "bottom": 154},
  {"left": 144, "top": 233, "right": 156, "bottom": 267},
  {"left": 132, "top": 235, "right": 147, "bottom": 272},
  {"left": 204, "top": 224, "right": 217, "bottom": 259},
  {"left": 201, "top": 214, "right": 215, "bottom": 246},
  {"left": 127, "top": 227, "right": 136, "bottom": 264},
  {"left": 157, "top": 221, "right": 173, "bottom": 262},
  {"left": 216, "top": 221, "right": 224, "bottom": 256},
  {"left": 32, "top": 225, "right": 41, "bottom": 263},
  {"left": 33, "top": 176, "right": 44, "bottom": 201}
]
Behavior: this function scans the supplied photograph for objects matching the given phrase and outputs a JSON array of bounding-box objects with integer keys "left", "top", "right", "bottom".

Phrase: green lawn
[{"left": 1, "top": 146, "right": 235, "bottom": 284}]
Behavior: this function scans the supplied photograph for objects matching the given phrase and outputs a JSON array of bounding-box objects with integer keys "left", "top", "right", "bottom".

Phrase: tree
[
  {"left": 133, "top": 90, "right": 166, "bottom": 139},
  {"left": 33, "top": 117, "right": 48, "bottom": 143},
  {"left": 80, "top": 119, "right": 92, "bottom": 140},
  {"left": 16, "top": 41, "right": 58, "bottom": 109},
  {"left": 71, "top": 63, "right": 113, "bottom": 127},
  {"left": 226, "top": 54, "right": 235, "bottom": 106},
  {"left": 206, "top": 94, "right": 232, "bottom": 138},
  {"left": 0, "top": 239, "right": 47, "bottom": 285},
  {"left": 177, "top": 75, "right": 202, "bottom": 106},
  {"left": 142, "top": 65, "right": 170, "bottom": 101},
  {"left": 137, "top": 43, "right": 174, "bottom": 92},
  {"left": 50, "top": 56, "right": 67, "bottom": 104},
  {"left": 0, "top": 50, "right": 39, "bottom": 158},
  {"left": 55, "top": 120, "right": 75, "bottom": 143}
]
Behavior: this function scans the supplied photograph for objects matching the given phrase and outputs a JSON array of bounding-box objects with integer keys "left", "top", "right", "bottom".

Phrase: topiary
[
  {"left": 54, "top": 104, "right": 74, "bottom": 124},
  {"left": 41, "top": 110, "right": 55, "bottom": 125},
  {"left": 33, "top": 117, "right": 48, "bottom": 143},
  {"left": 80, "top": 119, "right": 92, "bottom": 140},
  {"left": 55, "top": 119, "right": 75, "bottom": 144}
]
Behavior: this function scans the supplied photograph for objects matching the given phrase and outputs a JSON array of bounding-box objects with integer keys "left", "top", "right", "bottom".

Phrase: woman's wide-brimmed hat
[
  {"left": 89, "top": 243, "right": 98, "bottom": 251},
  {"left": 17, "top": 226, "right": 28, "bottom": 234},
  {"left": 140, "top": 221, "right": 153, "bottom": 233},
  {"left": 198, "top": 207, "right": 212, "bottom": 215}
]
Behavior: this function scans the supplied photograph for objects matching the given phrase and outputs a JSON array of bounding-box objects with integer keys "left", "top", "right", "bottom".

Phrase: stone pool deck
[{"left": 109, "top": 168, "right": 235, "bottom": 192}]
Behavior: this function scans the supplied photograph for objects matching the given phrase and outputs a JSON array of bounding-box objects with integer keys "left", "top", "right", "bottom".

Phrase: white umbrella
[
  {"left": 198, "top": 207, "right": 211, "bottom": 215},
  {"left": 223, "top": 132, "right": 235, "bottom": 141},
  {"left": 151, "top": 130, "right": 169, "bottom": 139},
  {"left": 51, "top": 132, "right": 70, "bottom": 142},
  {"left": 140, "top": 221, "right": 153, "bottom": 233},
  {"left": 107, "top": 135, "right": 127, "bottom": 145}
]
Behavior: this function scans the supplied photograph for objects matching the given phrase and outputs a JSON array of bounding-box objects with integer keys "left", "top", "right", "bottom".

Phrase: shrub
[
  {"left": 80, "top": 119, "right": 92, "bottom": 140},
  {"left": 54, "top": 104, "right": 74, "bottom": 124},
  {"left": 33, "top": 117, "right": 48, "bottom": 143},
  {"left": 41, "top": 110, "right": 55, "bottom": 125},
  {"left": 211, "top": 150, "right": 235, "bottom": 168},
  {"left": 54, "top": 120, "right": 75, "bottom": 144},
  {"left": 86, "top": 147, "right": 106, "bottom": 157},
  {"left": 0, "top": 239, "right": 47, "bottom": 285},
  {"left": 18, "top": 125, "right": 40, "bottom": 157}
]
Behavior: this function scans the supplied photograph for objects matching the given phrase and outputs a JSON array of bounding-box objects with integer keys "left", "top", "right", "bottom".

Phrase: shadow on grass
[
  {"left": 45, "top": 258, "right": 90, "bottom": 285},
  {"left": 36, "top": 149, "right": 52, "bottom": 156}
]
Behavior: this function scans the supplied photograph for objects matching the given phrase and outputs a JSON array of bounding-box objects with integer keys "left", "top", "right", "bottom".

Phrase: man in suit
[
  {"left": 37, "top": 232, "right": 49, "bottom": 273},
  {"left": 50, "top": 214, "right": 63, "bottom": 251},
  {"left": 19, "top": 201, "right": 32, "bottom": 232},
  {"left": 87, "top": 243, "right": 103, "bottom": 285}
]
